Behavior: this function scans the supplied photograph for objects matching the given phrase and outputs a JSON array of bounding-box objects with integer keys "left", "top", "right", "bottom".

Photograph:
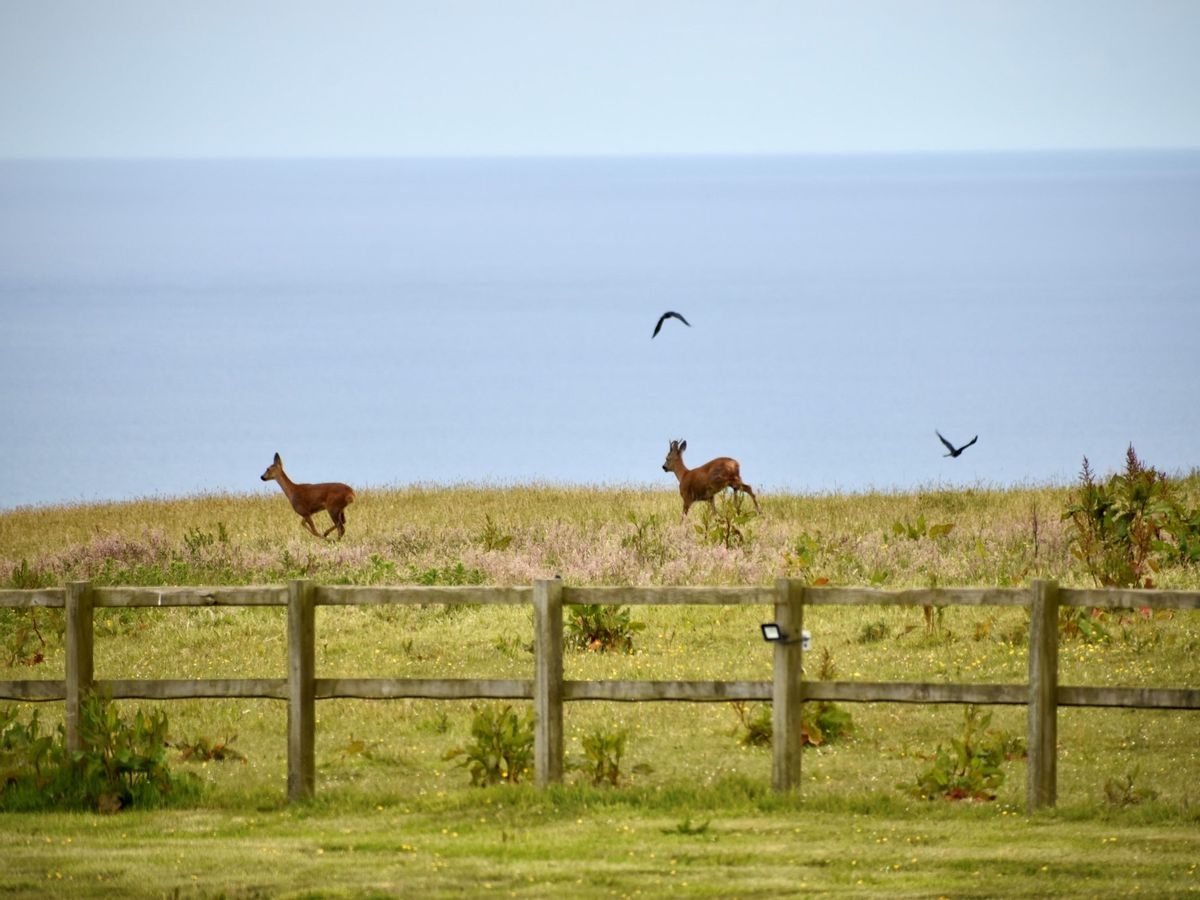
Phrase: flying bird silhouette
[
  {"left": 937, "top": 430, "right": 978, "bottom": 458},
  {"left": 652, "top": 310, "right": 691, "bottom": 338}
]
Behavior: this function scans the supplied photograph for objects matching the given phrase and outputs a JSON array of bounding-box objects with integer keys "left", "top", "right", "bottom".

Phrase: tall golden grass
[{"left": 0, "top": 481, "right": 1138, "bottom": 589}]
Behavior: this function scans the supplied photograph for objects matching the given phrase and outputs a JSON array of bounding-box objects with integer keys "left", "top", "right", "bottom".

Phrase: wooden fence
[{"left": 2, "top": 579, "right": 1198, "bottom": 811}]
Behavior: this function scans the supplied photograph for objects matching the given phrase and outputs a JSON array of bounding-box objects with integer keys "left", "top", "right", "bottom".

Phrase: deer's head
[
  {"left": 662, "top": 439, "right": 687, "bottom": 472},
  {"left": 261, "top": 452, "right": 283, "bottom": 482}
]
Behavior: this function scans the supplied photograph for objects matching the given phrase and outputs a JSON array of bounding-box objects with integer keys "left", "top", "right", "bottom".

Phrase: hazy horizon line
[{"left": 3, "top": 146, "right": 1199, "bottom": 165}]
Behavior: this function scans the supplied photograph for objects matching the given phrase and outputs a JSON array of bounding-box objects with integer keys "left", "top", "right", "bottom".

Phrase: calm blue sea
[{"left": 1, "top": 153, "right": 1198, "bottom": 510}]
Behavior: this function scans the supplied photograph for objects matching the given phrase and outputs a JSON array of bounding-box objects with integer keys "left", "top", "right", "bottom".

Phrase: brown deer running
[
  {"left": 260, "top": 452, "right": 355, "bottom": 540},
  {"left": 661, "top": 439, "right": 760, "bottom": 520}
]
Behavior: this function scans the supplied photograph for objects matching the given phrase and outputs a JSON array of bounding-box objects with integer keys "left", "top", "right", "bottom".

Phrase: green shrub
[
  {"left": 578, "top": 727, "right": 628, "bottom": 787},
  {"left": 889, "top": 515, "right": 954, "bottom": 542},
  {"left": 407, "top": 561, "right": 485, "bottom": 586},
  {"left": 444, "top": 704, "right": 534, "bottom": 786},
  {"left": 621, "top": 512, "right": 670, "bottom": 566},
  {"left": 1058, "top": 605, "right": 1112, "bottom": 643},
  {"left": 662, "top": 817, "right": 711, "bottom": 836},
  {"left": 0, "top": 693, "right": 200, "bottom": 813},
  {"left": 905, "top": 705, "right": 1022, "bottom": 802},
  {"left": 7, "top": 557, "right": 55, "bottom": 589},
  {"left": 694, "top": 493, "right": 757, "bottom": 549},
  {"left": 730, "top": 650, "right": 853, "bottom": 749},
  {"left": 730, "top": 699, "right": 852, "bottom": 749},
  {"left": 731, "top": 702, "right": 773, "bottom": 748},
  {"left": 171, "top": 733, "right": 247, "bottom": 763},
  {"left": 565, "top": 604, "right": 644, "bottom": 653},
  {"left": 476, "top": 515, "right": 514, "bottom": 552},
  {"left": 785, "top": 531, "right": 824, "bottom": 579},
  {"left": 2, "top": 607, "right": 60, "bottom": 667},
  {"left": 182, "top": 522, "right": 229, "bottom": 556},
  {"left": 0, "top": 706, "right": 56, "bottom": 806},
  {"left": 803, "top": 649, "right": 854, "bottom": 746},
  {"left": 857, "top": 619, "right": 890, "bottom": 644},
  {"left": 65, "top": 691, "right": 199, "bottom": 812},
  {"left": 1062, "top": 446, "right": 1197, "bottom": 588},
  {"left": 1162, "top": 501, "right": 1200, "bottom": 566},
  {"left": 1104, "top": 768, "right": 1159, "bottom": 807},
  {"left": 804, "top": 699, "right": 854, "bottom": 746}
]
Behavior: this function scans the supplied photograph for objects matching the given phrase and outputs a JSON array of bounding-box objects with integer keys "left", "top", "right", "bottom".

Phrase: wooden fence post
[
  {"left": 287, "top": 579, "right": 316, "bottom": 802},
  {"left": 1027, "top": 578, "right": 1059, "bottom": 811},
  {"left": 533, "top": 578, "right": 564, "bottom": 788},
  {"left": 64, "top": 581, "right": 95, "bottom": 753},
  {"left": 772, "top": 578, "right": 805, "bottom": 793}
]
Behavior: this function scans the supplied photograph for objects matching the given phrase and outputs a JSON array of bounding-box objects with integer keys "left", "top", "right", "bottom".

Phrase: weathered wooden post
[
  {"left": 64, "top": 581, "right": 95, "bottom": 752},
  {"left": 287, "top": 578, "right": 316, "bottom": 802},
  {"left": 533, "top": 578, "right": 564, "bottom": 788},
  {"left": 772, "top": 578, "right": 805, "bottom": 793},
  {"left": 1027, "top": 578, "right": 1059, "bottom": 811}
]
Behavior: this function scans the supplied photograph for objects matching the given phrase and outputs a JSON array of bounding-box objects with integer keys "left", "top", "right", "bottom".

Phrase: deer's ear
[
  {"left": 273, "top": 452, "right": 281, "bottom": 465},
  {"left": 679, "top": 440, "right": 687, "bottom": 452}
]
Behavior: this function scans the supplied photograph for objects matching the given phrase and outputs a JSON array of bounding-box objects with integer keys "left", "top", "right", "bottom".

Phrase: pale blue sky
[{"left": 2, "top": 0, "right": 1199, "bottom": 158}]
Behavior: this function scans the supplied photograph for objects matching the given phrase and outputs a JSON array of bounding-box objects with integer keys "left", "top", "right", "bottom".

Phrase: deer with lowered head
[
  {"left": 661, "top": 439, "right": 759, "bottom": 520},
  {"left": 260, "top": 452, "right": 355, "bottom": 540}
]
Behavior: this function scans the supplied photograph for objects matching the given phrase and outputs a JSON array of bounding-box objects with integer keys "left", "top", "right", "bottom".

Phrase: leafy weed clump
[
  {"left": 802, "top": 649, "right": 854, "bottom": 746},
  {"left": 171, "top": 733, "right": 247, "bottom": 763},
  {"left": 444, "top": 704, "right": 534, "bottom": 786},
  {"left": 731, "top": 702, "right": 773, "bottom": 748},
  {"left": 0, "top": 693, "right": 200, "bottom": 813},
  {"left": 621, "top": 512, "right": 671, "bottom": 567},
  {"left": 694, "top": 493, "right": 758, "bottom": 550},
  {"left": 890, "top": 515, "right": 954, "bottom": 542},
  {"left": 905, "top": 705, "right": 1023, "bottom": 802},
  {"left": 1104, "top": 768, "right": 1160, "bottom": 807},
  {"left": 407, "top": 561, "right": 485, "bottom": 586},
  {"left": 857, "top": 619, "right": 891, "bottom": 644},
  {"left": 476, "top": 515, "right": 514, "bottom": 552},
  {"left": 565, "top": 604, "right": 645, "bottom": 653},
  {"left": 1063, "top": 445, "right": 1199, "bottom": 588},
  {"left": 573, "top": 726, "right": 651, "bottom": 787},
  {"left": 730, "top": 650, "right": 853, "bottom": 749},
  {"left": 1, "top": 607, "right": 61, "bottom": 667}
]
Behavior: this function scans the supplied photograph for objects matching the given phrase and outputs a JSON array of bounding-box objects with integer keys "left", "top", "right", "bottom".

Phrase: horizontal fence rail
[{"left": 1, "top": 580, "right": 1197, "bottom": 810}]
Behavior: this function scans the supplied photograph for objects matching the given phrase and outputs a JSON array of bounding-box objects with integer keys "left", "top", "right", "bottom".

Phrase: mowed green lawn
[
  {"left": 2, "top": 482, "right": 1198, "bottom": 897},
  {"left": 4, "top": 790, "right": 1198, "bottom": 898}
]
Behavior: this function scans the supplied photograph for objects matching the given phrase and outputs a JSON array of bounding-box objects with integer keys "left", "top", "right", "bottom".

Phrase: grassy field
[{"left": 2, "top": 480, "right": 1199, "bottom": 897}]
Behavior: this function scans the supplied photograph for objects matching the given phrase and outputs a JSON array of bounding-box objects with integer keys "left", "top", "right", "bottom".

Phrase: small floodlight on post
[{"left": 759, "top": 622, "right": 810, "bottom": 649}]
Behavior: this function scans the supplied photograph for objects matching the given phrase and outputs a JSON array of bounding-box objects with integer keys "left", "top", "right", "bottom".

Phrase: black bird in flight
[
  {"left": 652, "top": 310, "right": 691, "bottom": 338},
  {"left": 937, "top": 430, "right": 978, "bottom": 458}
]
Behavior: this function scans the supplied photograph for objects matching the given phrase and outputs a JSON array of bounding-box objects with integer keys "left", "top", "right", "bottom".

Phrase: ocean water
[{"left": 1, "top": 153, "right": 1198, "bottom": 510}]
